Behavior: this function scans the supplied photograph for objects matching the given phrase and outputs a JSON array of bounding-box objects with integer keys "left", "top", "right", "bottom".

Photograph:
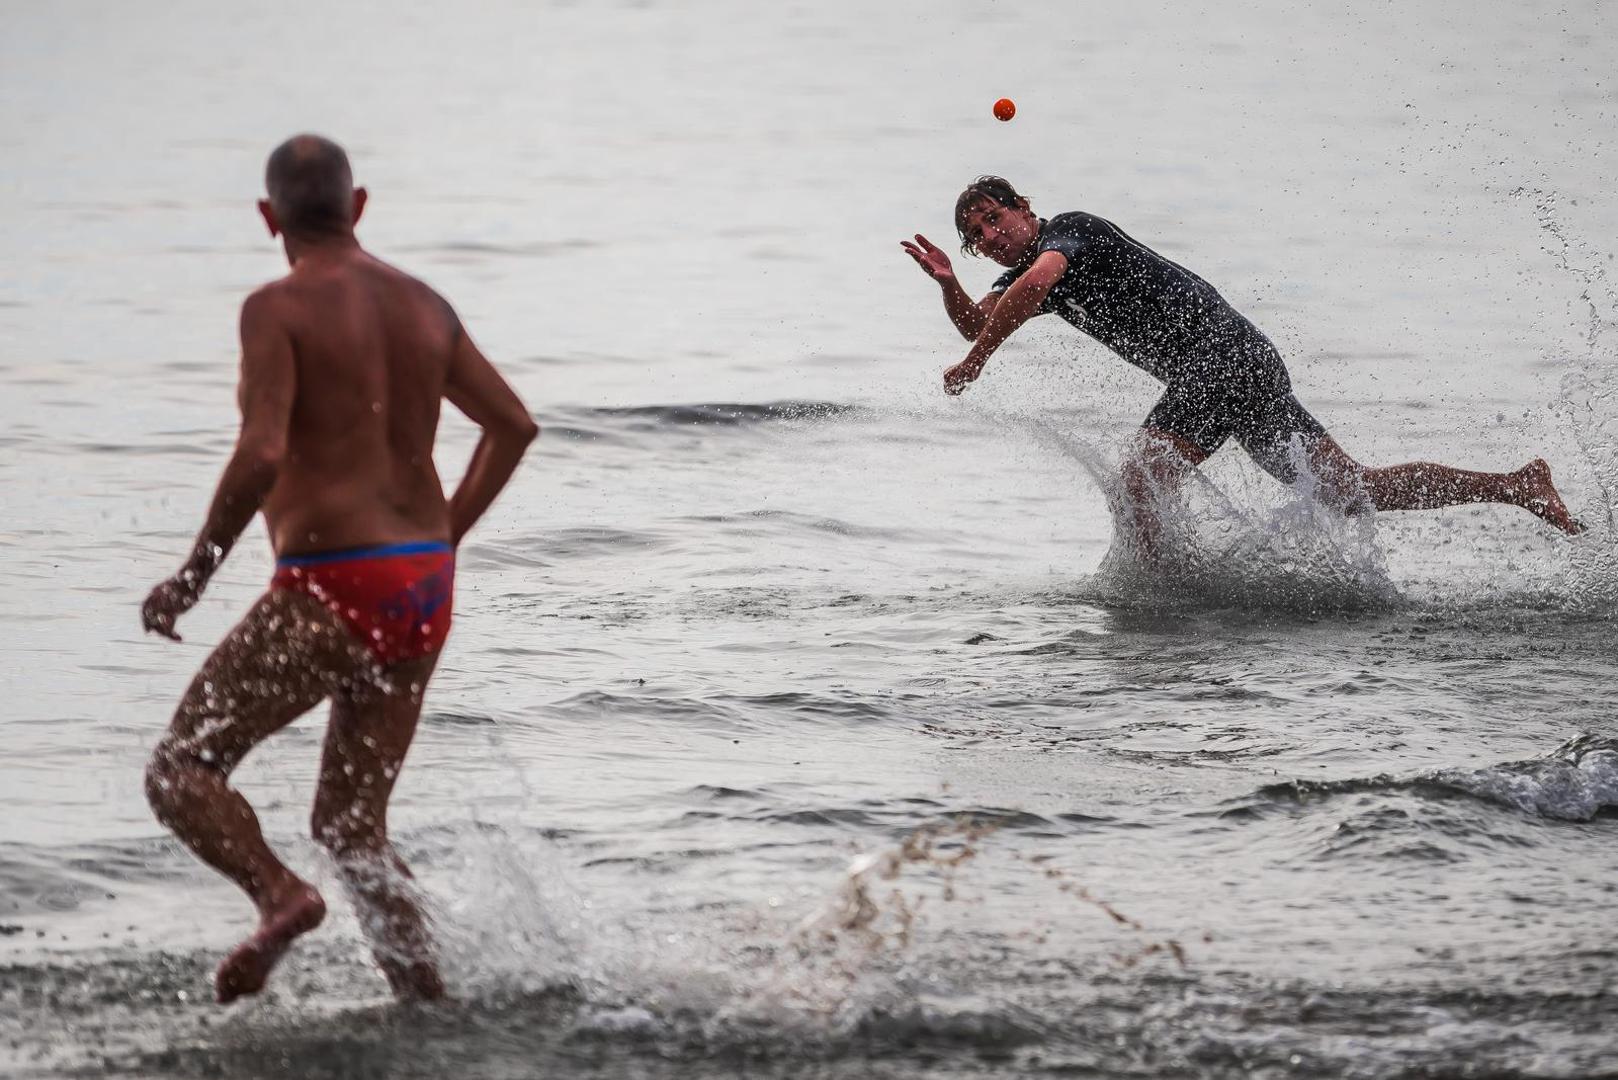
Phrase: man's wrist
[{"left": 179, "top": 541, "right": 224, "bottom": 593}]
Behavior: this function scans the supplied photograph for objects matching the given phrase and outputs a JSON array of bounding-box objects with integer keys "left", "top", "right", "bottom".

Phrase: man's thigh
[
  {"left": 313, "top": 653, "right": 442, "bottom": 840},
  {"left": 1143, "top": 383, "right": 1230, "bottom": 463},
  {"left": 157, "top": 590, "right": 372, "bottom": 774}
]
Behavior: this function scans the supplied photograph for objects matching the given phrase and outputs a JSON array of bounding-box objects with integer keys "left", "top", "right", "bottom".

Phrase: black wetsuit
[{"left": 991, "top": 211, "right": 1325, "bottom": 477}]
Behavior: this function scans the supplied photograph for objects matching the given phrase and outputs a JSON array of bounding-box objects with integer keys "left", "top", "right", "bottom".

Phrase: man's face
[{"left": 962, "top": 199, "right": 1040, "bottom": 266}]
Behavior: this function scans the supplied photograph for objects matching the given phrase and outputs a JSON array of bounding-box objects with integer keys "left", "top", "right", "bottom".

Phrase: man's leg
[
  {"left": 1119, "top": 427, "right": 1213, "bottom": 557},
  {"left": 310, "top": 653, "right": 445, "bottom": 1001},
  {"left": 145, "top": 590, "right": 369, "bottom": 1002},
  {"left": 1303, "top": 435, "right": 1581, "bottom": 534}
]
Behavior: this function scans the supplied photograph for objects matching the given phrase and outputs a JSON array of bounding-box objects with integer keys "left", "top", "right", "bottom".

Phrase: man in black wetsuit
[{"left": 902, "top": 176, "right": 1580, "bottom": 549}]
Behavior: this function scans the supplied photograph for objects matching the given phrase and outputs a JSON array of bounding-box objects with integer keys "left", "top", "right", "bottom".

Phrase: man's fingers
[
  {"left": 142, "top": 616, "right": 181, "bottom": 642},
  {"left": 141, "top": 594, "right": 183, "bottom": 641}
]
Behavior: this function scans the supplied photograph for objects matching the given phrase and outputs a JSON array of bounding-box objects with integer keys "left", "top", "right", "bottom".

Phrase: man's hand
[
  {"left": 900, "top": 235, "right": 955, "bottom": 284},
  {"left": 944, "top": 359, "right": 983, "bottom": 395},
  {"left": 141, "top": 573, "right": 203, "bottom": 642}
]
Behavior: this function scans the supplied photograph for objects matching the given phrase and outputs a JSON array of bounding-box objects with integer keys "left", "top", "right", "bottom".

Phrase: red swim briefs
[{"left": 270, "top": 540, "right": 455, "bottom": 665}]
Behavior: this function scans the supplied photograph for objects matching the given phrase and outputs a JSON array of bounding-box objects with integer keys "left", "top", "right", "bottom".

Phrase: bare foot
[
  {"left": 216, "top": 886, "right": 327, "bottom": 1004},
  {"left": 1516, "top": 459, "right": 1583, "bottom": 535}
]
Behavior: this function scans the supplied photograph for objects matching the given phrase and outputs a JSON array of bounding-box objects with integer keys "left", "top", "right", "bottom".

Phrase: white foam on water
[
  {"left": 427, "top": 823, "right": 586, "bottom": 998},
  {"left": 997, "top": 409, "right": 1401, "bottom": 613},
  {"left": 1430, "top": 736, "right": 1618, "bottom": 822},
  {"left": 1526, "top": 186, "right": 1618, "bottom": 613}
]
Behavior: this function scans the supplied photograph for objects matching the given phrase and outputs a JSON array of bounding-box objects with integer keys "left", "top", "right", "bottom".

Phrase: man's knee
[
  {"left": 144, "top": 733, "right": 229, "bottom": 811},
  {"left": 1304, "top": 439, "right": 1372, "bottom": 503},
  {"left": 1123, "top": 436, "right": 1193, "bottom": 502}
]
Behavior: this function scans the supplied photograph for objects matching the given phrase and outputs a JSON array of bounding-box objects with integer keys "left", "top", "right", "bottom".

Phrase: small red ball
[{"left": 993, "top": 98, "right": 1016, "bottom": 122}]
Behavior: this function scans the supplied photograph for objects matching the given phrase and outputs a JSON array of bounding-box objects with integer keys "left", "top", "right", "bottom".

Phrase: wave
[
  {"left": 543, "top": 688, "right": 909, "bottom": 730},
  {"left": 1234, "top": 735, "right": 1618, "bottom": 822},
  {"left": 0, "top": 838, "right": 189, "bottom": 918},
  {"left": 394, "top": 238, "right": 601, "bottom": 258},
  {"left": 538, "top": 400, "right": 854, "bottom": 441}
]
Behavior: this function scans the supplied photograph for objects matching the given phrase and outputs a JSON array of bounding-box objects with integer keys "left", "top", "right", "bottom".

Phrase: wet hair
[
  {"left": 264, "top": 134, "right": 354, "bottom": 236},
  {"left": 954, "top": 175, "right": 1030, "bottom": 255}
]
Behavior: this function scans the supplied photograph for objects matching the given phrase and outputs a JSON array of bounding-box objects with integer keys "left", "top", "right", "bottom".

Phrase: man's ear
[
  {"left": 257, "top": 199, "right": 280, "bottom": 238},
  {"left": 352, "top": 187, "right": 368, "bottom": 226}
]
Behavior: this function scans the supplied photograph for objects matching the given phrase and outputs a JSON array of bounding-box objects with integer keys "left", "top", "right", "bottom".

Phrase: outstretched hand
[
  {"left": 141, "top": 574, "right": 202, "bottom": 642},
  {"left": 900, "top": 234, "right": 955, "bottom": 283},
  {"left": 944, "top": 359, "right": 982, "bottom": 395}
]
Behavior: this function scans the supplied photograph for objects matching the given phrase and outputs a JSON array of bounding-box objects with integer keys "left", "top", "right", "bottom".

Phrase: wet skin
[
  {"left": 904, "top": 194, "right": 1583, "bottom": 549},
  {"left": 141, "top": 165, "right": 538, "bottom": 1003}
]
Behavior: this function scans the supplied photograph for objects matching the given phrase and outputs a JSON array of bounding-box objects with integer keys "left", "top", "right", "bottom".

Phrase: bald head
[{"left": 264, "top": 134, "right": 355, "bottom": 237}]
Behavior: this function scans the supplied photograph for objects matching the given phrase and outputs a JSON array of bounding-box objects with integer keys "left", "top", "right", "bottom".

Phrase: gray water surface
[{"left": 3, "top": 2, "right": 1618, "bottom": 1077}]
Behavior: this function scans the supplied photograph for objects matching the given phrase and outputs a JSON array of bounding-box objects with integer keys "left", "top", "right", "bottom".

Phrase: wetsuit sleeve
[{"left": 1034, "top": 221, "right": 1086, "bottom": 263}]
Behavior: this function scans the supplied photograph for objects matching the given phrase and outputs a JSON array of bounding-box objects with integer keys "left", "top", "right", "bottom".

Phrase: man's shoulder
[
  {"left": 1041, "top": 211, "right": 1106, "bottom": 241},
  {"left": 245, "top": 254, "right": 446, "bottom": 312},
  {"left": 364, "top": 254, "right": 459, "bottom": 325},
  {"left": 1045, "top": 210, "right": 1093, "bottom": 227},
  {"left": 239, "top": 277, "right": 298, "bottom": 328}
]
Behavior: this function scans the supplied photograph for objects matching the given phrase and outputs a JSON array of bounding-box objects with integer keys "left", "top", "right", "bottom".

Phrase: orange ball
[{"left": 993, "top": 97, "right": 1016, "bottom": 122}]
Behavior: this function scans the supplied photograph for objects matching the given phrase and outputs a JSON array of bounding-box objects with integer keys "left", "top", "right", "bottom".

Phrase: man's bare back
[
  {"left": 141, "top": 135, "right": 537, "bottom": 1004},
  {"left": 253, "top": 252, "right": 460, "bottom": 556}
]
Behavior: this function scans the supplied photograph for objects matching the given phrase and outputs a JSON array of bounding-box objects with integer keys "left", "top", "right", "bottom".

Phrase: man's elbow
[
  {"left": 234, "top": 437, "right": 286, "bottom": 480},
  {"left": 501, "top": 413, "right": 540, "bottom": 449}
]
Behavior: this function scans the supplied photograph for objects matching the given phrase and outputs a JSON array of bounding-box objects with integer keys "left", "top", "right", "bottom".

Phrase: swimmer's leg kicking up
[{"left": 1122, "top": 427, "right": 1577, "bottom": 555}]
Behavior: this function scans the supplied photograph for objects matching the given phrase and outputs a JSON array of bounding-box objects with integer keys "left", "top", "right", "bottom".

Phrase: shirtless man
[
  {"left": 902, "top": 176, "right": 1580, "bottom": 549},
  {"left": 141, "top": 134, "right": 538, "bottom": 1003}
]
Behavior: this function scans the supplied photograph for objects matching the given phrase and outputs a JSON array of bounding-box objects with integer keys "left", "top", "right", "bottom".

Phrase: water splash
[
  {"left": 1248, "top": 735, "right": 1618, "bottom": 823},
  {"left": 1431, "top": 734, "right": 1618, "bottom": 822},
  {"left": 1002, "top": 411, "right": 1399, "bottom": 613},
  {"left": 1519, "top": 186, "right": 1618, "bottom": 612}
]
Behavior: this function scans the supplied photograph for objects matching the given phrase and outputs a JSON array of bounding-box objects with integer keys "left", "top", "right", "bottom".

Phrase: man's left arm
[
  {"left": 943, "top": 251, "right": 1068, "bottom": 395},
  {"left": 141, "top": 291, "right": 296, "bottom": 641}
]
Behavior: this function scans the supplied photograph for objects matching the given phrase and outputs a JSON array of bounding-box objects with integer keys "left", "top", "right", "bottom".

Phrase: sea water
[{"left": 3, "top": 1, "right": 1617, "bottom": 1076}]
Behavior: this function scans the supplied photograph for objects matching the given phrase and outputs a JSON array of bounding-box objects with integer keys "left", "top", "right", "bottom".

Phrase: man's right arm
[
  {"left": 939, "top": 278, "right": 1003, "bottom": 342},
  {"left": 443, "top": 322, "right": 539, "bottom": 546},
  {"left": 900, "top": 234, "right": 1001, "bottom": 341}
]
